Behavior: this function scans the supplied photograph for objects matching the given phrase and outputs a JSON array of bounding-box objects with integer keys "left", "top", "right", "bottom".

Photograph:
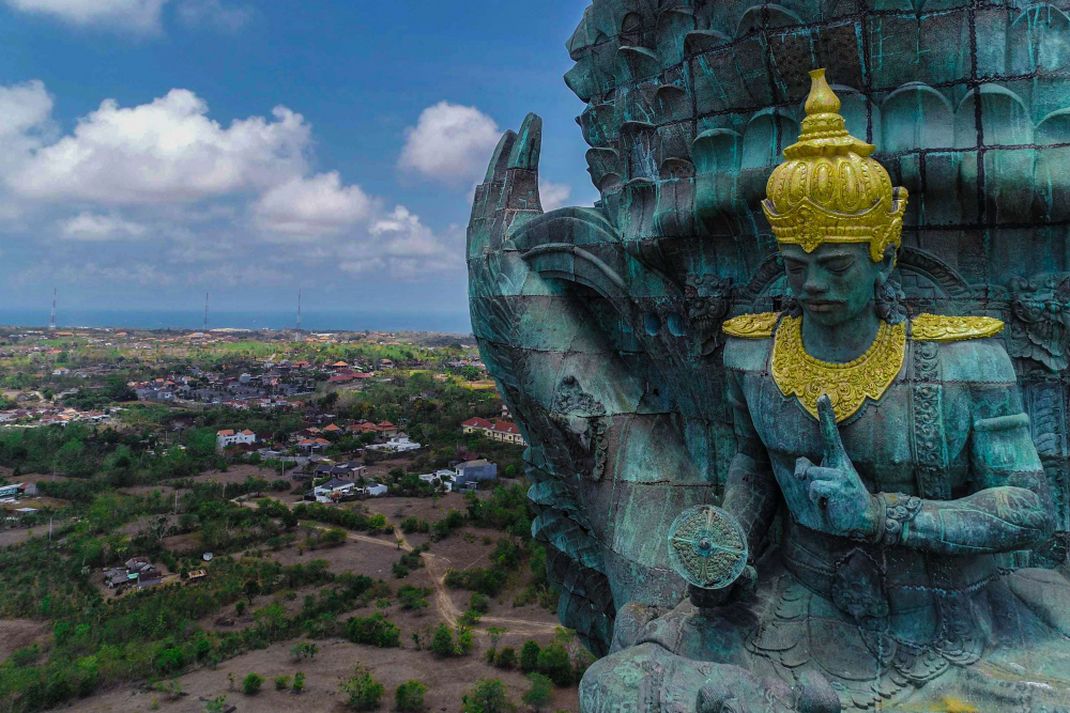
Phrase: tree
[
  {"left": 495, "top": 647, "right": 517, "bottom": 670},
  {"left": 519, "top": 640, "right": 540, "bottom": 673},
  {"left": 536, "top": 644, "right": 573, "bottom": 686},
  {"left": 430, "top": 623, "right": 454, "bottom": 657},
  {"left": 395, "top": 680, "right": 428, "bottom": 712},
  {"left": 342, "top": 667, "right": 384, "bottom": 711},
  {"left": 345, "top": 613, "right": 400, "bottom": 648},
  {"left": 242, "top": 673, "right": 264, "bottom": 695},
  {"left": 522, "top": 674, "right": 554, "bottom": 712},
  {"left": 461, "top": 679, "right": 515, "bottom": 713}
]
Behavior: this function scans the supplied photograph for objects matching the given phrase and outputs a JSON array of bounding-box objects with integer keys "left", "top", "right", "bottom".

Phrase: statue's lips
[{"left": 802, "top": 300, "right": 844, "bottom": 313}]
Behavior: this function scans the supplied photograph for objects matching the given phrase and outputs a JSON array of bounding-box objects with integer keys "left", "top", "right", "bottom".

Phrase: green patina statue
[
  {"left": 580, "top": 70, "right": 1070, "bottom": 713},
  {"left": 466, "top": 1, "right": 1070, "bottom": 710}
]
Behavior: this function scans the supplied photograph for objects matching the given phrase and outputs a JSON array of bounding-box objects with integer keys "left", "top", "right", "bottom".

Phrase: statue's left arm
[{"left": 886, "top": 345, "right": 1055, "bottom": 555}]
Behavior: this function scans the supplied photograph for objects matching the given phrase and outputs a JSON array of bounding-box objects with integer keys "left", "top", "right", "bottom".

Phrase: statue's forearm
[
  {"left": 723, "top": 452, "right": 779, "bottom": 556},
  {"left": 881, "top": 485, "right": 1054, "bottom": 555}
]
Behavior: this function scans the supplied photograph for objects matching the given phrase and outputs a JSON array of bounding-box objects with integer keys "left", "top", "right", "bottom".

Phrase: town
[{"left": 0, "top": 326, "right": 580, "bottom": 713}]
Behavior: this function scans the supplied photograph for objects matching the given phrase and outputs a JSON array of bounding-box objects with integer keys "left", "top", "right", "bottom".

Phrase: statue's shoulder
[
  {"left": 910, "top": 313, "right": 1004, "bottom": 342},
  {"left": 722, "top": 311, "right": 781, "bottom": 339},
  {"left": 911, "top": 313, "right": 1015, "bottom": 384},
  {"left": 723, "top": 312, "right": 779, "bottom": 371}
]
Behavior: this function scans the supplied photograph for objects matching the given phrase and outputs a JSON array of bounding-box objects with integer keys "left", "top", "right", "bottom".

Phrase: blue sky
[{"left": 0, "top": 0, "right": 594, "bottom": 325}]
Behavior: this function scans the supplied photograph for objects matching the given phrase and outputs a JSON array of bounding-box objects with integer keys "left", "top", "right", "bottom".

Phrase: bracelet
[{"left": 877, "top": 493, "right": 923, "bottom": 546}]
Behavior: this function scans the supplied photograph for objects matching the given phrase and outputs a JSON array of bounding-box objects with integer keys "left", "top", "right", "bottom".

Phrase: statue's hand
[{"left": 791, "top": 395, "right": 880, "bottom": 540}]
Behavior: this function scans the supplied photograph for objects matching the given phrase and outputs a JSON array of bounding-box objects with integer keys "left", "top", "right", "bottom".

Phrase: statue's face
[{"left": 780, "top": 243, "right": 888, "bottom": 327}]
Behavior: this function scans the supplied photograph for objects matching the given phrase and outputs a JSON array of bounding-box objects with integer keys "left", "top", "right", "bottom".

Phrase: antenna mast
[
  {"left": 296, "top": 288, "right": 302, "bottom": 337},
  {"left": 49, "top": 288, "right": 56, "bottom": 330}
]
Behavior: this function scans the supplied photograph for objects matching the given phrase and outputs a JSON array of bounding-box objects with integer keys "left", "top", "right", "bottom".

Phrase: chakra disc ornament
[{"left": 667, "top": 505, "right": 749, "bottom": 590}]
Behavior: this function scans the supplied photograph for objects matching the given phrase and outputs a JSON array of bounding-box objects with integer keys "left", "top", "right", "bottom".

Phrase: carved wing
[{"left": 467, "top": 116, "right": 719, "bottom": 654}]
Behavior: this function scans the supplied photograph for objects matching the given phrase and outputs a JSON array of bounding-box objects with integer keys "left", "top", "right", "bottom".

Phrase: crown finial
[
  {"left": 804, "top": 69, "right": 840, "bottom": 116},
  {"left": 784, "top": 68, "right": 872, "bottom": 159}
]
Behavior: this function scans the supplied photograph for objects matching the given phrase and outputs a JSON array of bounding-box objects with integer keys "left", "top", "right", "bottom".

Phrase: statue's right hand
[
  {"left": 467, "top": 113, "right": 545, "bottom": 260},
  {"left": 688, "top": 564, "right": 757, "bottom": 608}
]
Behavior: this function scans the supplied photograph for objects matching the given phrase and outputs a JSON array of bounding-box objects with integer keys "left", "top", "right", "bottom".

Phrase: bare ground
[
  {"left": 64, "top": 637, "right": 580, "bottom": 712},
  {"left": 0, "top": 618, "right": 50, "bottom": 661}
]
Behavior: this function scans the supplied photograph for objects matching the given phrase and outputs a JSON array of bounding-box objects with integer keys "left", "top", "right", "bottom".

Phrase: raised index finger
[{"left": 817, "top": 394, "right": 847, "bottom": 468}]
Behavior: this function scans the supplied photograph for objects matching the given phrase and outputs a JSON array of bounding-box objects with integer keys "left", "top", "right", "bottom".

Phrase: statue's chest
[{"left": 741, "top": 370, "right": 971, "bottom": 492}]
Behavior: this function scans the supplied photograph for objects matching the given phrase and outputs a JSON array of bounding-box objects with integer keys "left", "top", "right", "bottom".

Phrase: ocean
[{"left": 0, "top": 308, "right": 474, "bottom": 335}]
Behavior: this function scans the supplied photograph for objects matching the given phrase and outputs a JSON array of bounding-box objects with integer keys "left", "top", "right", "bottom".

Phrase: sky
[{"left": 0, "top": 0, "right": 596, "bottom": 326}]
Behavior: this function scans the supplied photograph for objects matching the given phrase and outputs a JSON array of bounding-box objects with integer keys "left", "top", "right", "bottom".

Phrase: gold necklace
[{"left": 771, "top": 316, "right": 906, "bottom": 423}]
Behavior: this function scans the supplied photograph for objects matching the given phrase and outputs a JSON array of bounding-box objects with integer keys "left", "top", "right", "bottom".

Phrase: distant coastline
[{"left": 0, "top": 308, "right": 473, "bottom": 335}]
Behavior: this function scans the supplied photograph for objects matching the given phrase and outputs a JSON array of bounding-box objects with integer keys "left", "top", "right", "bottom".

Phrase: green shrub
[
  {"left": 292, "top": 671, "right": 306, "bottom": 693},
  {"left": 395, "top": 679, "right": 428, "bottom": 712},
  {"left": 430, "top": 624, "right": 454, "bottom": 657},
  {"left": 398, "top": 585, "right": 430, "bottom": 610},
  {"left": 495, "top": 647, "right": 516, "bottom": 670},
  {"left": 275, "top": 675, "right": 291, "bottom": 691},
  {"left": 242, "top": 672, "right": 264, "bottom": 695},
  {"left": 342, "top": 667, "right": 384, "bottom": 710},
  {"left": 536, "top": 643, "right": 572, "bottom": 686},
  {"left": 345, "top": 613, "right": 400, "bottom": 648},
  {"left": 461, "top": 679, "right": 515, "bottom": 713},
  {"left": 519, "top": 640, "right": 540, "bottom": 673},
  {"left": 523, "top": 673, "right": 554, "bottom": 711}
]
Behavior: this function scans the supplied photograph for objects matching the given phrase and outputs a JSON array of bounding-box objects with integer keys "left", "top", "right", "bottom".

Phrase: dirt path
[{"left": 237, "top": 497, "right": 559, "bottom": 636}]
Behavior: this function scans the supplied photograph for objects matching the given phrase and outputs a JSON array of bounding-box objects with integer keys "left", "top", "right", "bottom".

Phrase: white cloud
[
  {"left": 539, "top": 179, "right": 572, "bottom": 211},
  {"left": 176, "top": 0, "right": 250, "bottom": 31},
  {"left": 0, "top": 80, "right": 468, "bottom": 289},
  {"left": 0, "top": 80, "right": 54, "bottom": 175},
  {"left": 60, "top": 212, "right": 147, "bottom": 241},
  {"left": 254, "top": 172, "right": 373, "bottom": 237},
  {"left": 4, "top": 0, "right": 169, "bottom": 33},
  {"left": 9, "top": 89, "right": 310, "bottom": 205},
  {"left": 399, "top": 101, "right": 501, "bottom": 187},
  {"left": 341, "top": 206, "right": 461, "bottom": 279}
]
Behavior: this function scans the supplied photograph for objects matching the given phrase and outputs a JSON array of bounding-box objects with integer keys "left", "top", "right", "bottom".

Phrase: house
[
  {"left": 367, "top": 434, "right": 422, "bottom": 453},
  {"left": 0, "top": 483, "right": 24, "bottom": 500},
  {"left": 297, "top": 437, "right": 331, "bottom": 454},
  {"left": 453, "top": 459, "right": 498, "bottom": 488},
  {"left": 363, "top": 482, "right": 388, "bottom": 497},
  {"left": 376, "top": 421, "right": 399, "bottom": 437},
  {"left": 322, "top": 423, "right": 343, "bottom": 435},
  {"left": 348, "top": 421, "right": 381, "bottom": 435},
  {"left": 217, "top": 429, "right": 257, "bottom": 450},
  {"left": 106, "top": 557, "right": 163, "bottom": 591},
  {"left": 418, "top": 469, "right": 457, "bottom": 492},
  {"left": 312, "top": 477, "right": 357, "bottom": 502},
  {"left": 462, "top": 417, "right": 493, "bottom": 434},
  {"left": 461, "top": 417, "right": 526, "bottom": 446}
]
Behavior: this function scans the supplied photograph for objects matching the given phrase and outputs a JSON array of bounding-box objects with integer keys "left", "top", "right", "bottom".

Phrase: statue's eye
[
  {"left": 824, "top": 257, "right": 854, "bottom": 274},
  {"left": 784, "top": 261, "right": 805, "bottom": 275}
]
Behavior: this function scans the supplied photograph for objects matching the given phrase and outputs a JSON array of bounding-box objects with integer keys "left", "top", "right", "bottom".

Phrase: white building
[
  {"left": 216, "top": 429, "right": 257, "bottom": 450},
  {"left": 367, "top": 434, "right": 422, "bottom": 453},
  {"left": 363, "top": 482, "right": 388, "bottom": 497},
  {"left": 418, "top": 469, "right": 457, "bottom": 493}
]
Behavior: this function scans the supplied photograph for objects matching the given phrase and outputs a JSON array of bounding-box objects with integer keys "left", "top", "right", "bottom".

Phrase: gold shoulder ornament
[
  {"left": 771, "top": 316, "right": 906, "bottom": 423},
  {"left": 722, "top": 312, "right": 781, "bottom": 339},
  {"left": 911, "top": 313, "right": 1004, "bottom": 342}
]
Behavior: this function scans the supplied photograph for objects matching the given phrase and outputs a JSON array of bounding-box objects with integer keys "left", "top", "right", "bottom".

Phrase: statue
[
  {"left": 581, "top": 70, "right": 1070, "bottom": 712},
  {"left": 466, "top": 1, "right": 1070, "bottom": 710}
]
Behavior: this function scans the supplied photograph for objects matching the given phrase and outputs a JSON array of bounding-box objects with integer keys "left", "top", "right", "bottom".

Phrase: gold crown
[{"left": 762, "top": 69, "right": 908, "bottom": 263}]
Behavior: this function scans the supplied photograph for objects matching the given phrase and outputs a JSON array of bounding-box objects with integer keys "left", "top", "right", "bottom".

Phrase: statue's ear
[{"left": 876, "top": 247, "right": 897, "bottom": 285}]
